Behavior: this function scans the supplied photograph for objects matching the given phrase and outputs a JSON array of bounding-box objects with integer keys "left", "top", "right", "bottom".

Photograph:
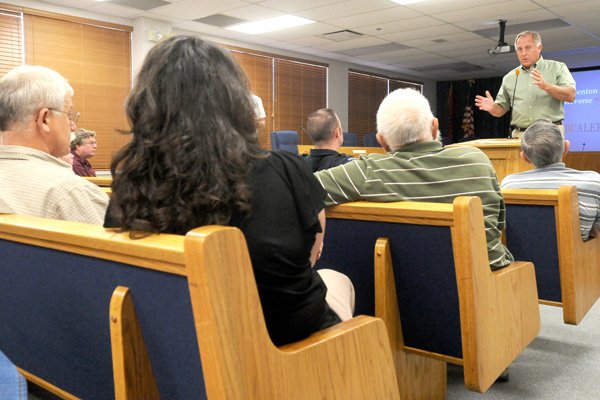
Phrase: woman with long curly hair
[{"left": 104, "top": 35, "right": 354, "bottom": 346}]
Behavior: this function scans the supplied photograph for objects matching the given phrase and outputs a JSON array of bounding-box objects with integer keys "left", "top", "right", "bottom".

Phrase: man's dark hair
[
  {"left": 521, "top": 120, "right": 564, "bottom": 167},
  {"left": 306, "top": 108, "right": 340, "bottom": 144}
]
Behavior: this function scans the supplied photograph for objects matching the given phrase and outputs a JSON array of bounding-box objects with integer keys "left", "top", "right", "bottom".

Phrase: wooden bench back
[
  {"left": 317, "top": 197, "right": 540, "bottom": 393},
  {"left": 0, "top": 215, "right": 400, "bottom": 400},
  {"left": 318, "top": 211, "right": 460, "bottom": 357},
  {"left": 184, "top": 225, "right": 400, "bottom": 399},
  {"left": 503, "top": 186, "right": 600, "bottom": 324},
  {"left": 0, "top": 214, "right": 205, "bottom": 400}
]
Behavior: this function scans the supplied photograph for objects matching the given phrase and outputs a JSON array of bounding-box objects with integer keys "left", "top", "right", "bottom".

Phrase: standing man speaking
[{"left": 475, "top": 31, "right": 576, "bottom": 138}]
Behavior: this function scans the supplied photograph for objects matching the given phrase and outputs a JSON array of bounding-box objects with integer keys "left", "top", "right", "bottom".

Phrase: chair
[
  {"left": 270, "top": 130, "right": 299, "bottom": 154},
  {"left": 342, "top": 132, "right": 358, "bottom": 146},
  {"left": 363, "top": 132, "right": 378, "bottom": 147},
  {"left": 317, "top": 196, "right": 540, "bottom": 396},
  {"left": 503, "top": 186, "right": 600, "bottom": 324}
]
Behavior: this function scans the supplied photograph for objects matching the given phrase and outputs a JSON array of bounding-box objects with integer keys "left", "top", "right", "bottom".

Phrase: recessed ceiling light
[
  {"left": 390, "top": 0, "right": 426, "bottom": 5},
  {"left": 226, "top": 14, "right": 315, "bottom": 34}
]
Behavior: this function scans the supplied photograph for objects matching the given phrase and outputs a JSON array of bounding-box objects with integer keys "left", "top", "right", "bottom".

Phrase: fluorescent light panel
[{"left": 227, "top": 14, "right": 315, "bottom": 34}]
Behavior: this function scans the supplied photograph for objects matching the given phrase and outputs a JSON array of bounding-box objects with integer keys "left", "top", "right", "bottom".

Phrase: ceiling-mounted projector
[{"left": 488, "top": 19, "right": 514, "bottom": 56}]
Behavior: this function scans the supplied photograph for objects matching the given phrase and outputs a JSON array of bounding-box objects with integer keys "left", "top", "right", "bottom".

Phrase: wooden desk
[
  {"left": 564, "top": 151, "right": 600, "bottom": 173},
  {"left": 298, "top": 145, "right": 386, "bottom": 157},
  {"left": 447, "top": 139, "right": 532, "bottom": 183}
]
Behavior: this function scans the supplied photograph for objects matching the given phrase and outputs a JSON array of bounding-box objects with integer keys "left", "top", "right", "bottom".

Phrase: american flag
[{"left": 462, "top": 105, "right": 475, "bottom": 139}]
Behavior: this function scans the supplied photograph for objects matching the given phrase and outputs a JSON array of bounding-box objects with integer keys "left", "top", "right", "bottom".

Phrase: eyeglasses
[
  {"left": 82, "top": 140, "right": 97, "bottom": 146},
  {"left": 49, "top": 109, "right": 80, "bottom": 124}
]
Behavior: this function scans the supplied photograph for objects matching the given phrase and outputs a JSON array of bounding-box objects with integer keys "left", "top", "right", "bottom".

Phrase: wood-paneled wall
[{"left": 564, "top": 152, "right": 600, "bottom": 173}]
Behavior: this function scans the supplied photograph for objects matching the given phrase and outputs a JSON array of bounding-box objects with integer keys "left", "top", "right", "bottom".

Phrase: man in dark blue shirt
[{"left": 303, "top": 108, "right": 354, "bottom": 172}]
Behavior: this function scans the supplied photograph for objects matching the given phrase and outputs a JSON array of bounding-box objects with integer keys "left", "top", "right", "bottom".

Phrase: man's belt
[{"left": 511, "top": 120, "right": 563, "bottom": 132}]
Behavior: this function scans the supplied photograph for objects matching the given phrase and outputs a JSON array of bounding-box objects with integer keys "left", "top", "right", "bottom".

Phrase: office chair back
[{"left": 271, "top": 131, "right": 299, "bottom": 154}]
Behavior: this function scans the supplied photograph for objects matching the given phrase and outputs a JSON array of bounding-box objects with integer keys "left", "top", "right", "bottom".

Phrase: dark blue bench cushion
[
  {"left": 316, "top": 218, "right": 462, "bottom": 359},
  {"left": 505, "top": 204, "right": 561, "bottom": 303},
  {"left": 0, "top": 240, "right": 206, "bottom": 400}
]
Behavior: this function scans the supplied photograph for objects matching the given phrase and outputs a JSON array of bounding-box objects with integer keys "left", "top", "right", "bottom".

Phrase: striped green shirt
[{"left": 314, "top": 140, "right": 513, "bottom": 269}]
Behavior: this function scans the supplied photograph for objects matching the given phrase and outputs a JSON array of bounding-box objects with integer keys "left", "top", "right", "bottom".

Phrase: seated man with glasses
[
  {"left": 70, "top": 128, "right": 98, "bottom": 177},
  {"left": 0, "top": 65, "right": 108, "bottom": 224}
]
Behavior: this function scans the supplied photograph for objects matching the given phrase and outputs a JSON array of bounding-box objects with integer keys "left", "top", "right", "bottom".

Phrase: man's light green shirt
[{"left": 495, "top": 56, "right": 576, "bottom": 128}]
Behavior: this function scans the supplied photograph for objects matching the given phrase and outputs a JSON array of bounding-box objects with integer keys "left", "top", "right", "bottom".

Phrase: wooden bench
[
  {"left": 180, "top": 225, "right": 398, "bottom": 399},
  {"left": 503, "top": 186, "right": 600, "bottom": 325},
  {"left": 0, "top": 214, "right": 202, "bottom": 400},
  {"left": 0, "top": 214, "right": 399, "bottom": 400},
  {"left": 316, "top": 196, "right": 540, "bottom": 397}
]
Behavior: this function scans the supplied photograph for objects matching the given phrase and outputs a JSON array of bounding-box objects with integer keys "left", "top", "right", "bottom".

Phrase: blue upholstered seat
[
  {"left": 0, "top": 239, "right": 205, "bottom": 400},
  {"left": 342, "top": 132, "right": 358, "bottom": 146},
  {"left": 363, "top": 132, "right": 378, "bottom": 147},
  {"left": 505, "top": 204, "right": 562, "bottom": 303},
  {"left": 316, "top": 218, "right": 462, "bottom": 358},
  {"left": 270, "top": 130, "right": 299, "bottom": 154}
]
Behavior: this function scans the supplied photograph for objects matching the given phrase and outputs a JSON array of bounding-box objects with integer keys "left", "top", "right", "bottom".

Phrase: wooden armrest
[{"left": 280, "top": 315, "right": 385, "bottom": 351}]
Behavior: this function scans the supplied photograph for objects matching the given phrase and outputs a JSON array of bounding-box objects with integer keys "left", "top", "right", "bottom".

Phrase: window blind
[{"left": 0, "top": 9, "right": 23, "bottom": 77}]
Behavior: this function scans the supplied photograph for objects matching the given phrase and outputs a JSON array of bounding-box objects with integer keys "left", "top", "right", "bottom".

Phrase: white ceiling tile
[
  {"left": 257, "top": 22, "right": 342, "bottom": 40},
  {"left": 86, "top": 2, "right": 147, "bottom": 18},
  {"left": 431, "top": 1, "right": 542, "bottom": 23},
  {"left": 257, "top": 0, "right": 346, "bottom": 13},
  {"left": 287, "top": 35, "right": 340, "bottom": 47},
  {"left": 222, "top": 5, "right": 284, "bottom": 20},
  {"left": 37, "top": 0, "right": 98, "bottom": 7},
  {"left": 453, "top": 9, "right": 559, "bottom": 31},
  {"left": 313, "top": 36, "right": 390, "bottom": 52},
  {"left": 353, "top": 16, "right": 447, "bottom": 37},
  {"left": 324, "top": 6, "right": 423, "bottom": 29},
  {"left": 150, "top": 0, "right": 248, "bottom": 19},
  {"left": 402, "top": 0, "right": 506, "bottom": 15},
  {"left": 295, "top": 0, "right": 396, "bottom": 21},
  {"left": 530, "top": 0, "right": 592, "bottom": 6},
  {"left": 380, "top": 23, "right": 466, "bottom": 42}
]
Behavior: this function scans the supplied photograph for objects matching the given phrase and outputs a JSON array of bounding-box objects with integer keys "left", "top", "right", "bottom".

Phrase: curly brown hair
[{"left": 109, "top": 35, "right": 264, "bottom": 236}]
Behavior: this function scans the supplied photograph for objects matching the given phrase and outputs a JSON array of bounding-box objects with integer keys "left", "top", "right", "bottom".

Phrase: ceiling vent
[
  {"left": 320, "top": 29, "right": 363, "bottom": 42},
  {"left": 106, "top": 0, "right": 170, "bottom": 11},
  {"left": 194, "top": 14, "right": 247, "bottom": 28}
]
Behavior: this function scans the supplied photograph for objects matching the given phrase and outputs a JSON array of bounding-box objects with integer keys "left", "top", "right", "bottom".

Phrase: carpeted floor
[{"left": 448, "top": 301, "right": 600, "bottom": 399}]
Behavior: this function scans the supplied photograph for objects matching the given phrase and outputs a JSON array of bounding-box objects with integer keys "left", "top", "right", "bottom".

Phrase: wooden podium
[{"left": 447, "top": 139, "right": 532, "bottom": 183}]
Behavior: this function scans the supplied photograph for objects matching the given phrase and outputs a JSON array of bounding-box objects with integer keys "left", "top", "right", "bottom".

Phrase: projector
[{"left": 488, "top": 44, "right": 515, "bottom": 56}]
